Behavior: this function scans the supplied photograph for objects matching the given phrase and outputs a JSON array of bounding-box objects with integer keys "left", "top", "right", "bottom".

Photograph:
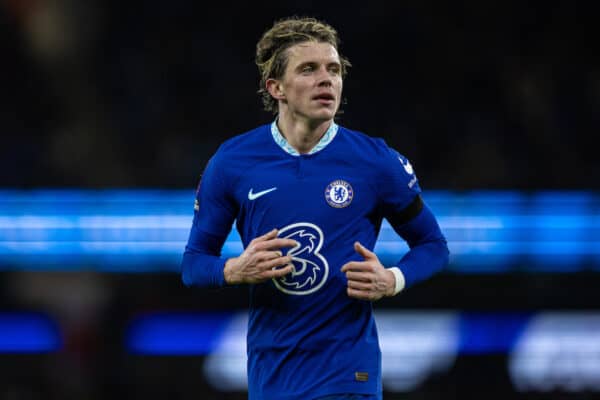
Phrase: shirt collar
[{"left": 270, "top": 120, "right": 338, "bottom": 156}]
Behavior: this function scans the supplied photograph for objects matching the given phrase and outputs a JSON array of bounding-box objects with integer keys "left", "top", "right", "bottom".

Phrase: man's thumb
[{"left": 354, "top": 241, "right": 375, "bottom": 259}]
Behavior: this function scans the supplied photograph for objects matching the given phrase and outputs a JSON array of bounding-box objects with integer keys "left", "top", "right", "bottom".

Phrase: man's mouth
[{"left": 313, "top": 93, "right": 335, "bottom": 104}]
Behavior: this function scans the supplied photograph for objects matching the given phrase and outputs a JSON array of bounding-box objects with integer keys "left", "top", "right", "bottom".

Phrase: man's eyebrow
[
  {"left": 294, "top": 61, "right": 317, "bottom": 70},
  {"left": 295, "top": 60, "right": 341, "bottom": 69}
]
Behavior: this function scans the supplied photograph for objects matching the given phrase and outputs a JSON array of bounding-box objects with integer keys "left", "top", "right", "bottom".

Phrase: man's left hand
[{"left": 341, "top": 242, "right": 396, "bottom": 301}]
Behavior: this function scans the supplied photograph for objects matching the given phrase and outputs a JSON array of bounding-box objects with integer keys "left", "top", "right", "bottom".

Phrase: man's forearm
[{"left": 181, "top": 248, "right": 228, "bottom": 287}]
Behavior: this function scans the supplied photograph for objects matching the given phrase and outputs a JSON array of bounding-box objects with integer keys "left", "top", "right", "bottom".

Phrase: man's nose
[{"left": 317, "top": 67, "right": 333, "bottom": 86}]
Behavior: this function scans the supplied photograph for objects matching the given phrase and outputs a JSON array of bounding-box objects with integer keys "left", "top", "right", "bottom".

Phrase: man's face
[{"left": 278, "top": 41, "right": 343, "bottom": 123}]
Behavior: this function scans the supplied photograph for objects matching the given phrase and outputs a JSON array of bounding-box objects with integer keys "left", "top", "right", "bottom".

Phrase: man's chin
[{"left": 311, "top": 109, "right": 336, "bottom": 121}]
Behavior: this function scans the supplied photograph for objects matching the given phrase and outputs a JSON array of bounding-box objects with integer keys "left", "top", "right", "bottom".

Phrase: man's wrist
[
  {"left": 387, "top": 267, "right": 405, "bottom": 296},
  {"left": 223, "top": 257, "right": 238, "bottom": 285}
]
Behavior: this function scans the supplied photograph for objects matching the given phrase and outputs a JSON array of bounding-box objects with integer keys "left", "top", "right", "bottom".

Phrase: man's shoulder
[
  {"left": 207, "top": 124, "right": 273, "bottom": 177},
  {"left": 337, "top": 125, "right": 416, "bottom": 176},
  {"left": 337, "top": 125, "right": 393, "bottom": 157},
  {"left": 216, "top": 124, "right": 271, "bottom": 156}
]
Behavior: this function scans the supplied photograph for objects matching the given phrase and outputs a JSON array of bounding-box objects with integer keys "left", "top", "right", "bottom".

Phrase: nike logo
[
  {"left": 248, "top": 187, "right": 277, "bottom": 200},
  {"left": 398, "top": 156, "right": 414, "bottom": 175}
]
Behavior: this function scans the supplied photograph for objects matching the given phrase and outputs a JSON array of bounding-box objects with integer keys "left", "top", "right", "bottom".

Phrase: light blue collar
[{"left": 270, "top": 120, "right": 338, "bottom": 156}]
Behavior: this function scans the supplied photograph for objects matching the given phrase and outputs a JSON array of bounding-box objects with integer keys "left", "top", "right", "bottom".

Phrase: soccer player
[{"left": 181, "top": 16, "right": 449, "bottom": 400}]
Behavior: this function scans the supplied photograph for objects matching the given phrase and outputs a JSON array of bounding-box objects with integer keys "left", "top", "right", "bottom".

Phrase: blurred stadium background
[{"left": 1, "top": 1, "right": 599, "bottom": 399}]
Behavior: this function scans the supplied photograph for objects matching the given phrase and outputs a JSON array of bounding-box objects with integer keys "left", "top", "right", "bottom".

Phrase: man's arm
[
  {"left": 340, "top": 145, "right": 449, "bottom": 299},
  {"left": 182, "top": 227, "right": 297, "bottom": 287},
  {"left": 387, "top": 196, "right": 450, "bottom": 291},
  {"left": 223, "top": 229, "right": 297, "bottom": 285},
  {"left": 180, "top": 154, "right": 297, "bottom": 288},
  {"left": 181, "top": 228, "right": 229, "bottom": 287},
  {"left": 341, "top": 196, "right": 449, "bottom": 300},
  {"left": 180, "top": 153, "right": 236, "bottom": 288}
]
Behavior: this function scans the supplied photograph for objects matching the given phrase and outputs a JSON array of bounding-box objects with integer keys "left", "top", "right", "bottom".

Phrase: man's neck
[{"left": 276, "top": 112, "right": 332, "bottom": 154}]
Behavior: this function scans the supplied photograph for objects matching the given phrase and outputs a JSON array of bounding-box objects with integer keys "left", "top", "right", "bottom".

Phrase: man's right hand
[{"left": 223, "top": 228, "right": 297, "bottom": 285}]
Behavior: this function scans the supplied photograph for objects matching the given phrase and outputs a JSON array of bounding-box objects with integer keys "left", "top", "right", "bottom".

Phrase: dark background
[
  {"left": 1, "top": 1, "right": 599, "bottom": 399},
  {"left": 2, "top": 0, "right": 598, "bottom": 190}
]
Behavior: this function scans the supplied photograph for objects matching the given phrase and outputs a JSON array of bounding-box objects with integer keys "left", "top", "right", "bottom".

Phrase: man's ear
[{"left": 266, "top": 78, "right": 285, "bottom": 100}]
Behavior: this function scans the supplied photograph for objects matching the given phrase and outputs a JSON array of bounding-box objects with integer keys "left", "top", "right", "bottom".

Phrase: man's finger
[
  {"left": 347, "top": 287, "right": 372, "bottom": 300},
  {"left": 354, "top": 241, "right": 376, "bottom": 260},
  {"left": 257, "top": 228, "right": 278, "bottom": 241},
  {"left": 347, "top": 280, "right": 372, "bottom": 290},
  {"left": 258, "top": 250, "right": 283, "bottom": 262},
  {"left": 345, "top": 271, "right": 372, "bottom": 282},
  {"left": 257, "top": 238, "right": 298, "bottom": 251},
  {"left": 263, "top": 264, "right": 294, "bottom": 279},
  {"left": 250, "top": 229, "right": 278, "bottom": 247},
  {"left": 260, "top": 256, "right": 293, "bottom": 270},
  {"left": 341, "top": 261, "right": 370, "bottom": 273}
]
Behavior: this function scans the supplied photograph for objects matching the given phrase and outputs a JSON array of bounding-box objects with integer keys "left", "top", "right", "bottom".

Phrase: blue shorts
[{"left": 314, "top": 394, "right": 381, "bottom": 400}]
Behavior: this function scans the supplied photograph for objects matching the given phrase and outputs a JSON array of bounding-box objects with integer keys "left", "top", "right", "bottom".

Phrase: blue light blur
[
  {"left": 1, "top": 189, "right": 599, "bottom": 272},
  {"left": 124, "top": 310, "right": 600, "bottom": 392},
  {"left": 125, "top": 311, "right": 532, "bottom": 356},
  {"left": 0, "top": 312, "right": 61, "bottom": 353},
  {"left": 458, "top": 312, "right": 530, "bottom": 354},
  {"left": 126, "top": 312, "right": 232, "bottom": 355}
]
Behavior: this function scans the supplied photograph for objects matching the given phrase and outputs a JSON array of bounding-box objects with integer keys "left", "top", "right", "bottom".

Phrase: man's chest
[{"left": 231, "top": 158, "right": 379, "bottom": 225}]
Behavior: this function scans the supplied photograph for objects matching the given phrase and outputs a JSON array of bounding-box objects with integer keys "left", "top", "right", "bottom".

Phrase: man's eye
[{"left": 302, "top": 66, "right": 314, "bottom": 73}]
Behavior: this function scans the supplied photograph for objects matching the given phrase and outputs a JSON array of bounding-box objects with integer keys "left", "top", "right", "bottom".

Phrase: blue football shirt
[{"left": 185, "top": 121, "right": 435, "bottom": 400}]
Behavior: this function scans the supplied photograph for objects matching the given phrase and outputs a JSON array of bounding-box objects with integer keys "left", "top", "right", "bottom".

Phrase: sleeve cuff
[
  {"left": 388, "top": 267, "right": 406, "bottom": 295},
  {"left": 212, "top": 257, "right": 228, "bottom": 287}
]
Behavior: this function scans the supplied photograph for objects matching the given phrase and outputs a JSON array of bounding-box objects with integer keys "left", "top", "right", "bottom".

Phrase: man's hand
[
  {"left": 341, "top": 242, "right": 396, "bottom": 301},
  {"left": 224, "top": 229, "right": 297, "bottom": 285}
]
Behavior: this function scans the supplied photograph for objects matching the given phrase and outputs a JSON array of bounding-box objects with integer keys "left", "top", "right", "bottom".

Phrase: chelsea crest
[{"left": 324, "top": 180, "right": 354, "bottom": 208}]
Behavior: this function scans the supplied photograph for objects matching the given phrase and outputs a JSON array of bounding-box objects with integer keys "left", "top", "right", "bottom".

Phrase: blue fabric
[
  {"left": 181, "top": 123, "right": 449, "bottom": 399},
  {"left": 314, "top": 394, "right": 381, "bottom": 400},
  {"left": 391, "top": 203, "right": 449, "bottom": 287}
]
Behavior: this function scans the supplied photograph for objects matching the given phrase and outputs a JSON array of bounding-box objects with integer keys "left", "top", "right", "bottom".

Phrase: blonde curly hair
[{"left": 255, "top": 16, "right": 351, "bottom": 114}]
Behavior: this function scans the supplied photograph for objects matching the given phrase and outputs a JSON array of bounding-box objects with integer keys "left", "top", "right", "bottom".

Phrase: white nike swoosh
[{"left": 248, "top": 187, "right": 277, "bottom": 200}]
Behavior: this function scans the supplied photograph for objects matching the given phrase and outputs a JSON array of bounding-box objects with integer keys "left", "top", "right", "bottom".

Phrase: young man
[{"left": 181, "top": 17, "right": 449, "bottom": 400}]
